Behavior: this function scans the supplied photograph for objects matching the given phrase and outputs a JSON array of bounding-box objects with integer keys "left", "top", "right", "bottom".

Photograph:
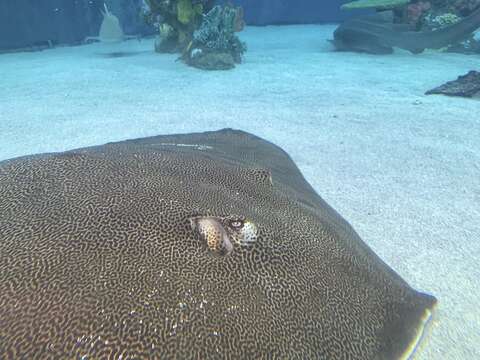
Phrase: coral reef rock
[
  {"left": 407, "top": 1, "right": 431, "bottom": 25},
  {"left": 144, "top": 0, "right": 214, "bottom": 53},
  {"left": 189, "top": 51, "right": 236, "bottom": 70},
  {"left": 185, "top": 5, "right": 246, "bottom": 70}
]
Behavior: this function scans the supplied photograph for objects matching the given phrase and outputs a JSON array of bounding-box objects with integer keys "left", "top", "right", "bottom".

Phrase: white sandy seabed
[{"left": 0, "top": 24, "right": 479, "bottom": 359}]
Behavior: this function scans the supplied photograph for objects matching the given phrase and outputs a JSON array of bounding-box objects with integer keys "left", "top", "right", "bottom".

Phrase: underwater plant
[{"left": 142, "top": 0, "right": 214, "bottom": 52}]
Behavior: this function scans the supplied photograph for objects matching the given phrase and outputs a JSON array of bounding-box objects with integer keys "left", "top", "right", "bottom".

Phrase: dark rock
[
  {"left": 188, "top": 51, "right": 236, "bottom": 70},
  {"left": 425, "top": 70, "right": 480, "bottom": 97}
]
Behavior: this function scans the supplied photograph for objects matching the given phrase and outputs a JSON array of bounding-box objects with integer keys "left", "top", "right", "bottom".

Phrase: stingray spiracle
[{"left": 189, "top": 216, "right": 258, "bottom": 255}]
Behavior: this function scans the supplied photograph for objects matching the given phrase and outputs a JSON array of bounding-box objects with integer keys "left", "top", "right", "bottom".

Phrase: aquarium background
[
  {"left": 0, "top": 0, "right": 350, "bottom": 51},
  {"left": 0, "top": 0, "right": 479, "bottom": 359}
]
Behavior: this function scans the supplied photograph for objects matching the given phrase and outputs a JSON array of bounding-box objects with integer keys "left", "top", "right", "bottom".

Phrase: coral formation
[
  {"left": 183, "top": 5, "right": 246, "bottom": 70},
  {"left": 407, "top": 1, "right": 431, "bottom": 25},
  {"left": 424, "top": 12, "right": 461, "bottom": 28},
  {"left": 141, "top": 0, "right": 246, "bottom": 69},
  {"left": 453, "top": 0, "right": 480, "bottom": 16},
  {"left": 177, "top": 0, "right": 203, "bottom": 25},
  {"left": 416, "top": 0, "right": 480, "bottom": 52},
  {"left": 143, "top": 0, "right": 214, "bottom": 52},
  {"left": 377, "top": 0, "right": 480, "bottom": 53}
]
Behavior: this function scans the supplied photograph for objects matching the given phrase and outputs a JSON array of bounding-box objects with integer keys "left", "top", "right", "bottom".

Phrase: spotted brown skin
[{"left": 0, "top": 129, "right": 436, "bottom": 359}]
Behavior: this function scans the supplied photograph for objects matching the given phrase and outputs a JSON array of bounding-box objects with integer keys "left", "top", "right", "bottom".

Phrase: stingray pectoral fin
[{"left": 380, "top": 292, "right": 437, "bottom": 360}]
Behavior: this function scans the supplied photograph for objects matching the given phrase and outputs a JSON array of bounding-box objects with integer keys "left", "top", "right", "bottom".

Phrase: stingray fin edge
[
  {"left": 376, "top": 291, "right": 437, "bottom": 360},
  {"left": 397, "top": 298, "right": 437, "bottom": 360}
]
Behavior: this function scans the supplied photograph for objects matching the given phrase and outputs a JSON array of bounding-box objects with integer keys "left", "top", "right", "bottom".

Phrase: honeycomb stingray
[{"left": 0, "top": 129, "right": 436, "bottom": 359}]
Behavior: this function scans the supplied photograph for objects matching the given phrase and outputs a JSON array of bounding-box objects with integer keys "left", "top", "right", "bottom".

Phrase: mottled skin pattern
[{"left": 0, "top": 129, "right": 436, "bottom": 359}]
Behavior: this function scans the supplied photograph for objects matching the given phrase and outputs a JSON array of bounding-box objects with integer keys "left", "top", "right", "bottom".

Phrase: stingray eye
[
  {"left": 228, "top": 219, "right": 244, "bottom": 230},
  {"left": 226, "top": 218, "right": 258, "bottom": 246},
  {"left": 189, "top": 217, "right": 233, "bottom": 256}
]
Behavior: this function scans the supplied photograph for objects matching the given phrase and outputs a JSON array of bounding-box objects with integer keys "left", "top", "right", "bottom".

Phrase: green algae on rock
[{"left": 341, "top": 0, "right": 409, "bottom": 10}]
